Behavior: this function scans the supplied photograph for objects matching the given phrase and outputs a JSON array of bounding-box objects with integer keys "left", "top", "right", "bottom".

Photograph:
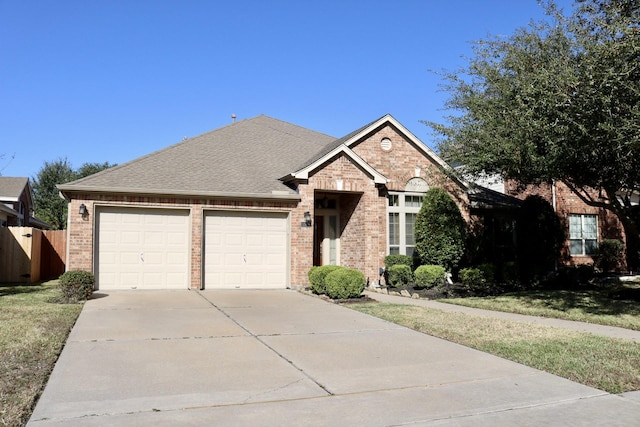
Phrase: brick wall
[{"left": 505, "top": 180, "right": 625, "bottom": 266}]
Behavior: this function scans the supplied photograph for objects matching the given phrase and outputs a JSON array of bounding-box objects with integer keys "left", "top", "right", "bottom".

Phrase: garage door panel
[
  {"left": 204, "top": 211, "right": 288, "bottom": 289},
  {"left": 97, "top": 208, "right": 189, "bottom": 290}
]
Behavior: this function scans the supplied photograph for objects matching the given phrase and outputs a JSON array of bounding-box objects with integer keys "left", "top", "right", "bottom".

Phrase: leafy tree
[
  {"left": 76, "top": 161, "right": 114, "bottom": 178},
  {"left": 415, "top": 188, "right": 466, "bottom": 271},
  {"left": 428, "top": 0, "right": 640, "bottom": 270},
  {"left": 32, "top": 159, "right": 76, "bottom": 230},
  {"left": 32, "top": 159, "right": 115, "bottom": 229}
]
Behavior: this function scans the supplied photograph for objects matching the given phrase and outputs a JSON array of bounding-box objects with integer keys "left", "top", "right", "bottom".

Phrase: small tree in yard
[{"left": 415, "top": 188, "right": 466, "bottom": 272}]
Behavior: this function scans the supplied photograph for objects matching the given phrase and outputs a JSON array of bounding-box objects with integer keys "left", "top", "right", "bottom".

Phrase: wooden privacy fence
[{"left": 0, "top": 227, "right": 67, "bottom": 283}]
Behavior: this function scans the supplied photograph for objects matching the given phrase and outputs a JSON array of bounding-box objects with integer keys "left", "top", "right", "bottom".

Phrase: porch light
[
  {"left": 302, "top": 211, "right": 312, "bottom": 227},
  {"left": 79, "top": 204, "right": 88, "bottom": 216}
]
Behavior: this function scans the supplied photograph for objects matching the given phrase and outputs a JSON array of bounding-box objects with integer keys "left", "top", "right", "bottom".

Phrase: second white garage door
[{"left": 204, "top": 211, "right": 288, "bottom": 289}]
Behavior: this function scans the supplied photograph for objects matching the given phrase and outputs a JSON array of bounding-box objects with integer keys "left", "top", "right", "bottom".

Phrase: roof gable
[
  {"left": 0, "top": 177, "right": 30, "bottom": 202},
  {"left": 283, "top": 144, "right": 388, "bottom": 184},
  {"left": 290, "top": 114, "right": 468, "bottom": 190}
]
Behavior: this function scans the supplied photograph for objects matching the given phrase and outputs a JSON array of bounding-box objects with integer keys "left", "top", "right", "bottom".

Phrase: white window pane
[
  {"left": 388, "top": 195, "right": 399, "bottom": 207},
  {"left": 585, "top": 239, "right": 598, "bottom": 255},
  {"left": 406, "top": 195, "right": 422, "bottom": 208},
  {"left": 389, "top": 213, "right": 399, "bottom": 245},
  {"left": 389, "top": 247, "right": 400, "bottom": 255},
  {"left": 583, "top": 215, "right": 598, "bottom": 239},
  {"left": 405, "top": 213, "right": 416, "bottom": 246},
  {"left": 569, "top": 215, "right": 582, "bottom": 239},
  {"left": 570, "top": 239, "right": 583, "bottom": 255}
]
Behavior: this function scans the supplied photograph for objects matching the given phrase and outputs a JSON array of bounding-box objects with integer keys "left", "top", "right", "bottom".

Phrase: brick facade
[{"left": 505, "top": 180, "right": 625, "bottom": 266}]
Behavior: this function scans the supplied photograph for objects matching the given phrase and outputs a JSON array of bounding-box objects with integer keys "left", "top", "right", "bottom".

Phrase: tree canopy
[
  {"left": 428, "top": 0, "right": 640, "bottom": 268},
  {"left": 32, "top": 159, "right": 115, "bottom": 229}
]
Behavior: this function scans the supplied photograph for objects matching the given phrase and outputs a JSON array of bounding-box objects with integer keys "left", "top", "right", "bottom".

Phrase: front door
[{"left": 313, "top": 213, "right": 340, "bottom": 266}]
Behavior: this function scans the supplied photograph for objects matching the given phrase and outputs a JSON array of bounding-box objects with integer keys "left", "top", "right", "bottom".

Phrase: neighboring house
[
  {"left": 0, "top": 177, "right": 50, "bottom": 229},
  {"left": 58, "top": 114, "right": 517, "bottom": 291},
  {"left": 505, "top": 180, "right": 627, "bottom": 267}
]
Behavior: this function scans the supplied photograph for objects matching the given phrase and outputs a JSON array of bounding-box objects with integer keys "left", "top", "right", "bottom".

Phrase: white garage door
[
  {"left": 96, "top": 207, "right": 190, "bottom": 290},
  {"left": 204, "top": 211, "right": 288, "bottom": 289}
]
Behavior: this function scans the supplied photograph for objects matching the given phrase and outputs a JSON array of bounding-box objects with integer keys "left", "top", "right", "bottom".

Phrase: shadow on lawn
[
  {"left": 0, "top": 282, "right": 50, "bottom": 297},
  {"left": 513, "top": 288, "right": 640, "bottom": 317}
]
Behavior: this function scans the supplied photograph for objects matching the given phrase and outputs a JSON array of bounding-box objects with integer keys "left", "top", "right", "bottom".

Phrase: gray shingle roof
[
  {"left": 59, "top": 115, "right": 336, "bottom": 198},
  {"left": 0, "top": 177, "right": 29, "bottom": 200}
]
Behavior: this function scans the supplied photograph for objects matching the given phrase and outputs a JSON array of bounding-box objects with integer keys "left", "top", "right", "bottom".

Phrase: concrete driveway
[{"left": 29, "top": 290, "right": 640, "bottom": 426}]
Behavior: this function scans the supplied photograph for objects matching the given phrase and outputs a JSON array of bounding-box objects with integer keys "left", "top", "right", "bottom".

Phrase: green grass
[
  {"left": 0, "top": 280, "right": 83, "bottom": 427},
  {"left": 348, "top": 302, "right": 640, "bottom": 394},
  {"left": 439, "top": 287, "right": 640, "bottom": 331}
]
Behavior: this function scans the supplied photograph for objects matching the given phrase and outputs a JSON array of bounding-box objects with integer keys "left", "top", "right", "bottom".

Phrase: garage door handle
[
  {"left": 243, "top": 254, "right": 246, "bottom": 264},
  {"left": 140, "top": 252, "right": 144, "bottom": 262}
]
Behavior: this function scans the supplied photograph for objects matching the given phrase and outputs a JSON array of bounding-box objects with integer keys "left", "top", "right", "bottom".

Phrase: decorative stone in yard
[
  {"left": 400, "top": 290, "right": 411, "bottom": 297},
  {"left": 411, "top": 293, "right": 420, "bottom": 299}
]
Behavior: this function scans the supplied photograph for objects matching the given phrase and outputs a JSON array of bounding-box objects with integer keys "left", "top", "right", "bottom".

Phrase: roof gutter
[{"left": 57, "top": 185, "right": 301, "bottom": 202}]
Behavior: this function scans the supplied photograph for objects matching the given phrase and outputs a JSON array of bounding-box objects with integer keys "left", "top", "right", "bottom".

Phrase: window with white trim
[
  {"left": 569, "top": 214, "right": 598, "bottom": 256},
  {"left": 388, "top": 192, "right": 423, "bottom": 256}
]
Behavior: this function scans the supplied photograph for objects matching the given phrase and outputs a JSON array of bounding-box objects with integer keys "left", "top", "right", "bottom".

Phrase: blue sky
[{"left": 0, "top": 0, "right": 574, "bottom": 179}]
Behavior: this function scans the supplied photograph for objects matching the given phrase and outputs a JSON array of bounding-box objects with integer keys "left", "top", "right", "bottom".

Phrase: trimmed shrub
[
  {"left": 308, "top": 265, "right": 345, "bottom": 295},
  {"left": 459, "top": 268, "right": 485, "bottom": 293},
  {"left": 415, "top": 188, "right": 466, "bottom": 271},
  {"left": 324, "top": 268, "right": 366, "bottom": 299},
  {"left": 59, "top": 270, "right": 94, "bottom": 302},
  {"left": 414, "top": 265, "right": 446, "bottom": 289},
  {"left": 386, "top": 264, "right": 412, "bottom": 288},
  {"left": 384, "top": 254, "right": 413, "bottom": 269},
  {"left": 595, "top": 239, "right": 624, "bottom": 273}
]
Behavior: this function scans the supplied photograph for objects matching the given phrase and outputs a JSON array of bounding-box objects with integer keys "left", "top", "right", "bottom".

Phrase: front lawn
[
  {"left": 440, "top": 286, "right": 640, "bottom": 331},
  {"left": 0, "top": 280, "right": 83, "bottom": 426},
  {"left": 348, "top": 302, "right": 640, "bottom": 394}
]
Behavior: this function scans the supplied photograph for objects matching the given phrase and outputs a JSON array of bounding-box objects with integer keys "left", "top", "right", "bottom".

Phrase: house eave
[
  {"left": 57, "top": 185, "right": 301, "bottom": 202},
  {"left": 284, "top": 144, "right": 389, "bottom": 185}
]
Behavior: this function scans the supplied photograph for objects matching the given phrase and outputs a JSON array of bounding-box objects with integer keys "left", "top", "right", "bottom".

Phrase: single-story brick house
[{"left": 59, "top": 114, "right": 516, "bottom": 290}]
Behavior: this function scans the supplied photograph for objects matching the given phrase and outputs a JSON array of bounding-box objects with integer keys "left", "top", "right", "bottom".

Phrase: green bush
[
  {"left": 386, "top": 264, "right": 412, "bottom": 288},
  {"left": 414, "top": 265, "right": 446, "bottom": 289},
  {"left": 59, "top": 270, "right": 94, "bottom": 302},
  {"left": 502, "top": 261, "right": 519, "bottom": 286},
  {"left": 595, "top": 239, "right": 624, "bottom": 272},
  {"left": 384, "top": 254, "right": 413, "bottom": 269},
  {"left": 459, "top": 268, "right": 486, "bottom": 293},
  {"left": 477, "top": 263, "right": 496, "bottom": 284},
  {"left": 324, "top": 268, "right": 366, "bottom": 299},
  {"left": 308, "top": 265, "right": 345, "bottom": 295},
  {"left": 415, "top": 188, "right": 466, "bottom": 271}
]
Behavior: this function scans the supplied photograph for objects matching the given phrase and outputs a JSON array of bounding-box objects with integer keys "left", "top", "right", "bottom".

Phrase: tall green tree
[
  {"left": 32, "top": 159, "right": 76, "bottom": 230},
  {"left": 415, "top": 188, "right": 466, "bottom": 271},
  {"left": 428, "top": 0, "right": 640, "bottom": 269},
  {"left": 32, "top": 159, "right": 115, "bottom": 229}
]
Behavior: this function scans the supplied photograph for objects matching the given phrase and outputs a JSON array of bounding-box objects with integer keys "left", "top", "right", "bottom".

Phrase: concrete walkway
[
  {"left": 365, "top": 290, "right": 640, "bottom": 342},
  {"left": 29, "top": 290, "right": 640, "bottom": 426}
]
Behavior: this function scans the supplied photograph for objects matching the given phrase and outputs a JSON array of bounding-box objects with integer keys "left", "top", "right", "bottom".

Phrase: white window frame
[
  {"left": 387, "top": 192, "right": 424, "bottom": 256},
  {"left": 569, "top": 213, "right": 598, "bottom": 256}
]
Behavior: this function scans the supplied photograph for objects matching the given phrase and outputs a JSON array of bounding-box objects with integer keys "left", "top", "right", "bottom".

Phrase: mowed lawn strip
[
  {"left": 348, "top": 302, "right": 640, "bottom": 394},
  {"left": 0, "top": 280, "right": 83, "bottom": 427},
  {"left": 439, "top": 288, "right": 640, "bottom": 331}
]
